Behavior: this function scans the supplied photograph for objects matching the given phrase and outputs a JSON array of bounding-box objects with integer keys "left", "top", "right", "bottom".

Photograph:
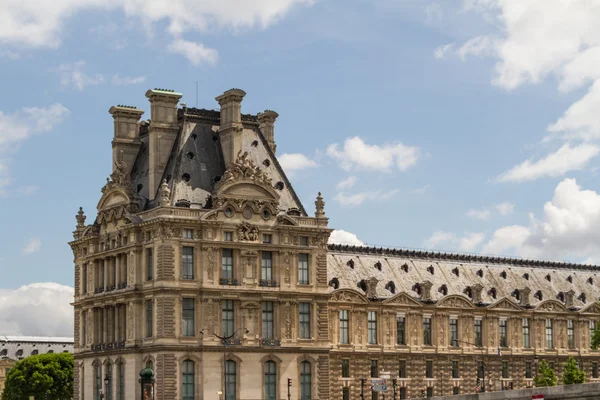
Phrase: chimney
[
  {"left": 257, "top": 110, "right": 279, "bottom": 154},
  {"left": 145, "top": 88, "right": 183, "bottom": 199},
  {"left": 108, "top": 105, "right": 144, "bottom": 173},
  {"left": 215, "top": 88, "right": 246, "bottom": 166}
]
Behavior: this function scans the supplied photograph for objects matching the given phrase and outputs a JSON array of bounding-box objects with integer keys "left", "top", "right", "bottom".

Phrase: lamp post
[
  {"left": 139, "top": 367, "right": 155, "bottom": 400},
  {"left": 104, "top": 374, "right": 110, "bottom": 400},
  {"left": 200, "top": 327, "right": 249, "bottom": 400}
]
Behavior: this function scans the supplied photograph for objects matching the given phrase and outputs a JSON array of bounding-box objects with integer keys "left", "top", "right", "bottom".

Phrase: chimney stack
[
  {"left": 258, "top": 110, "right": 279, "bottom": 154},
  {"left": 108, "top": 105, "right": 144, "bottom": 174},
  {"left": 215, "top": 88, "right": 246, "bottom": 166},
  {"left": 145, "top": 88, "right": 183, "bottom": 199}
]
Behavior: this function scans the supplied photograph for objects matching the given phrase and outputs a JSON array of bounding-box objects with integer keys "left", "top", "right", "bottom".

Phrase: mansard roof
[
  {"left": 0, "top": 336, "right": 74, "bottom": 360},
  {"left": 129, "top": 107, "right": 306, "bottom": 215},
  {"left": 327, "top": 244, "right": 600, "bottom": 309}
]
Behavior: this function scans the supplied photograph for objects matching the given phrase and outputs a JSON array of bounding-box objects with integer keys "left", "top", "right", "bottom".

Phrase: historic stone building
[
  {"left": 70, "top": 88, "right": 600, "bottom": 400},
  {"left": 0, "top": 336, "right": 74, "bottom": 393}
]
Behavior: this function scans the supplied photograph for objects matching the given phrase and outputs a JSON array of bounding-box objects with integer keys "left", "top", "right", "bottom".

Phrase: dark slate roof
[{"left": 0, "top": 336, "right": 74, "bottom": 360}]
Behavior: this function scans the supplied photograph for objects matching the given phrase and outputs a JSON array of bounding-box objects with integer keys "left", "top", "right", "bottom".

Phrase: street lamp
[
  {"left": 139, "top": 367, "right": 155, "bottom": 400},
  {"left": 104, "top": 374, "right": 110, "bottom": 400},
  {"left": 200, "top": 327, "right": 249, "bottom": 400}
]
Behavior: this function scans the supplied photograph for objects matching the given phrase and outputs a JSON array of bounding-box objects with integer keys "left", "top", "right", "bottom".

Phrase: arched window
[
  {"left": 182, "top": 360, "right": 195, "bottom": 400},
  {"left": 117, "top": 362, "right": 125, "bottom": 400},
  {"left": 94, "top": 363, "right": 101, "bottom": 400},
  {"left": 225, "top": 360, "right": 236, "bottom": 400},
  {"left": 106, "top": 363, "right": 113, "bottom": 400},
  {"left": 264, "top": 361, "right": 277, "bottom": 400},
  {"left": 300, "top": 361, "right": 312, "bottom": 400}
]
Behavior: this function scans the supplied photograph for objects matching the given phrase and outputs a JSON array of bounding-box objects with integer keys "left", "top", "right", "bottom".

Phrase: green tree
[
  {"left": 563, "top": 356, "right": 586, "bottom": 385},
  {"left": 534, "top": 360, "right": 558, "bottom": 387},
  {"left": 591, "top": 320, "right": 600, "bottom": 350},
  {"left": 1, "top": 353, "right": 73, "bottom": 400}
]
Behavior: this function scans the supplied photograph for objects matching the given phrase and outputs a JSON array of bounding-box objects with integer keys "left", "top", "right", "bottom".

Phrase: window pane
[
  {"left": 523, "top": 318, "right": 530, "bottom": 348},
  {"left": 339, "top": 310, "right": 349, "bottom": 344},
  {"left": 397, "top": 316, "right": 405, "bottom": 345},
  {"left": 475, "top": 319, "right": 482, "bottom": 347},
  {"left": 341, "top": 359, "right": 350, "bottom": 378},
  {"left": 300, "top": 361, "right": 311, "bottom": 400},
  {"left": 262, "top": 252, "right": 273, "bottom": 281},
  {"left": 222, "top": 300, "right": 234, "bottom": 337},
  {"left": 370, "top": 360, "right": 378, "bottom": 378},
  {"left": 298, "top": 254, "right": 309, "bottom": 284},
  {"left": 182, "top": 247, "right": 194, "bottom": 279},
  {"left": 146, "top": 248, "right": 153, "bottom": 280},
  {"left": 222, "top": 249, "right": 233, "bottom": 279},
  {"left": 423, "top": 318, "right": 432, "bottom": 345},
  {"left": 225, "top": 360, "right": 236, "bottom": 400},
  {"left": 368, "top": 312, "right": 377, "bottom": 344},
  {"left": 450, "top": 319, "right": 458, "bottom": 346},
  {"left": 546, "top": 319, "right": 553, "bottom": 348},
  {"left": 499, "top": 320, "right": 507, "bottom": 347},
  {"left": 262, "top": 302, "right": 274, "bottom": 340},
  {"left": 182, "top": 360, "right": 195, "bottom": 400},
  {"left": 146, "top": 300, "right": 153, "bottom": 338},
  {"left": 182, "top": 298, "right": 195, "bottom": 337},
  {"left": 264, "top": 361, "right": 277, "bottom": 400},
  {"left": 299, "top": 303, "right": 311, "bottom": 339}
]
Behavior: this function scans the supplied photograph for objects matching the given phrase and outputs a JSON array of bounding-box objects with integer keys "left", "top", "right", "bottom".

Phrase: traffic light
[
  {"left": 421, "top": 389, "right": 426, "bottom": 398},
  {"left": 392, "top": 379, "right": 397, "bottom": 388},
  {"left": 288, "top": 378, "right": 292, "bottom": 388}
]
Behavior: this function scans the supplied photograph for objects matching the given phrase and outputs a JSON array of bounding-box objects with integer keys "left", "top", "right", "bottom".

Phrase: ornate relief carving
[
  {"left": 127, "top": 252, "right": 134, "bottom": 286},
  {"left": 310, "top": 233, "right": 328, "bottom": 247},
  {"left": 285, "top": 303, "right": 292, "bottom": 339},
  {"left": 127, "top": 302, "right": 134, "bottom": 340},
  {"left": 490, "top": 298, "right": 521, "bottom": 311},
  {"left": 237, "top": 222, "right": 259, "bottom": 241},
  {"left": 330, "top": 290, "right": 367, "bottom": 304},
  {"left": 86, "top": 312, "right": 93, "bottom": 345},
  {"left": 87, "top": 266, "right": 94, "bottom": 294},
  {"left": 206, "top": 299, "right": 215, "bottom": 333},
  {"left": 385, "top": 292, "right": 422, "bottom": 306},
  {"left": 203, "top": 247, "right": 216, "bottom": 281},
  {"left": 282, "top": 251, "right": 291, "bottom": 283},
  {"left": 221, "top": 150, "right": 273, "bottom": 186},
  {"left": 152, "top": 221, "right": 182, "bottom": 242},
  {"left": 439, "top": 296, "right": 473, "bottom": 309},
  {"left": 356, "top": 312, "right": 363, "bottom": 343},
  {"left": 536, "top": 301, "right": 568, "bottom": 312}
]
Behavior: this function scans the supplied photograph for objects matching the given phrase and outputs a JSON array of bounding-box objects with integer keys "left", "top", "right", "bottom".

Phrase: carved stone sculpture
[
  {"left": 421, "top": 280, "right": 434, "bottom": 301},
  {"left": 365, "top": 277, "right": 379, "bottom": 299},
  {"left": 315, "top": 192, "right": 325, "bottom": 218},
  {"left": 220, "top": 150, "right": 273, "bottom": 187},
  {"left": 237, "top": 222, "right": 259, "bottom": 241},
  {"left": 158, "top": 179, "right": 171, "bottom": 206},
  {"left": 127, "top": 302, "right": 134, "bottom": 340}
]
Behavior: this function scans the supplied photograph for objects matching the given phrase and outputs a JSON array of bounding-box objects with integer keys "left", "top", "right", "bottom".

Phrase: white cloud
[
  {"left": 496, "top": 202, "right": 514, "bottom": 215},
  {"left": 0, "top": 0, "right": 314, "bottom": 49},
  {"left": 336, "top": 176, "right": 357, "bottom": 190},
  {"left": 334, "top": 189, "right": 399, "bottom": 207},
  {"left": 466, "top": 208, "right": 491, "bottom": 220},
  {"left": 434, "top": 43, "right": 454, "bottom": 59},
  {"left": 111, "top": 74, "right": 147, "bottom": 85},
  {"left": 0, "top": 49, "right": 20, "bottom": 60},
  {"left": 424, "top": 231, "right": 485, "bottom": 252},
  {"left": 456, "top": 35, "right": 496, "bottom": 61},
  {"left": 425, "top": 3, "right": 443, "bottom": 24},
  {"left": 57, "top": 61, "right": 104, "bottom": 90},
  {"left": 547, "top": 80, "right": 600, "bottom": 141},
  {"left": 278, "top": 153, "right": 318, "bottom": 173},
  {"left": 328, "top": 229, "right": 365, "bottom": 246},
  {"left": 481, "top": 178, "right": 600, "bottom": 261},
  {"left": 496, "top": 143, "right": 600, "bottom": 182},
  {"left": 0, "top": 283, "right": 73, "bottom": 336},
  {"left": 327, "top": 136, "right": 420, "bottom": 172},
  {"left": 167, "top": 38, "right": 218, "bottom": 66},
  {"left": 22, "top": 238, "right": 41, "bottom": 254}
]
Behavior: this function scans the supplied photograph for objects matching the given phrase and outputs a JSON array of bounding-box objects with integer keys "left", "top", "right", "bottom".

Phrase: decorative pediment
[
  {"left": 487, "top": 297, "right": 522, "bottom": 311},
  {"left": 437, "top": 295, "right": 474, "bottom": 309},
  {"left": 277, "top": 215, "right": 298, "bottom": 226},
  {"left": 241, "top": 301, "right": 261, "bottom": 310},
  {"left": 535, "top": 299, "right": 568, "bottom": 312},
  {"left": 329, "top": 289, "right": 369, "bottom": 304},
  {"left": 383, "top": 292, "right": 423, "bottom": 307},
  {"left": 97, "top": 162, "right": 140, "bottom": 224},
  {"left": 579, "top": 302, "right": 600, "bottom": 314}
]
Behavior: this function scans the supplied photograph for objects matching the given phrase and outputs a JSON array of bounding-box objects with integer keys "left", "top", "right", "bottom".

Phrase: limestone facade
[{"left": 70, "top": 88, "right": 600, "bottom": 400}]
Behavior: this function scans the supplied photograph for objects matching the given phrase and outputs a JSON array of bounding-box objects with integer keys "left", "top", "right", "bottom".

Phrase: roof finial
[
  {"left": 315, "top": 192, "right": 325, "bottom": 218},
  {"left": 158, "top": 179, "right": 171, "bottom": 207},
  {"left": 76, "top": 207, "right": 86, "bottom": 229}
]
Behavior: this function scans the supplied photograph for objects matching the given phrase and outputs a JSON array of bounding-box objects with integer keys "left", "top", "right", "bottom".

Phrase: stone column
[
  {"left": 103, "top": 258, "right": 108, "bottom": 291},
  {"left": 115, "top": 255, "right": 120, "bottom": 287}
]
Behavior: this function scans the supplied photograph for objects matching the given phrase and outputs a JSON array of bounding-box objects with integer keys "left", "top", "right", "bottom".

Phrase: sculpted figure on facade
[
  {"left": 204, "top": 247, "right": 215, "bottom": 281},
  {"left": 127, "top": 252, "right": 135, "bottom": 285},
  {"left": 158, "top": 179, "right": 171, "bottom": 206},
  {"left": 127, "top": 302, "right": 134, "bottom": 340},
  {"left": 237, "top": 222, "right": 259, "bottom": 242},
  {"left": 285, "top": 303, "right": 292, "bottom": 339},
  {"left": 86, "top": 311, "right": 93, "bottom": 345}
]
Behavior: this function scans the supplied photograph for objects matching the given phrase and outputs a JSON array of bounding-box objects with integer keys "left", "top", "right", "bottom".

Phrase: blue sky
[{"left": 2, "top": 0, "right": 600, "bottom": 334}]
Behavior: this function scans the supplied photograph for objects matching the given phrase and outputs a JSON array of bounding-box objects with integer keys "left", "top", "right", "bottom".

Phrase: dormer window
[
  {"left": 476, "top": 269, "right": 483, "bottom": 278},
  {"left": 579, "top": 293, "right": 587, "bottom": 303},
  {"left": 557, "top": 293, "right": 565, "bottom": 302},
  {"left": 588, "top": 277, "right": 594, "bottom": 285},
  {"left": 567, "top": 275, "right": 573, "bottom": 283},
  {"left": 488, "top": 288, "right": 497, "bottom": 300},
  {"left": 511, "top": 289, "right": 521, "bottom": 301},
  {"left": 427, "top": 265, "right": 435, "bottom": 275},
  {"left": 523, "top": 273, "right": 530, "bottom": 280},
  {"left": 545, "top": 274, "right": 551, "bottom": 282},
  {"left": 347, "top": 260, "right": 354, "bottom": 269},
  {"left": 328, "top": 278, "right": 340, "bottom": 289},
  {"left": 439, "top": 284, "right": 448, "bottom": 296},
  {"left": 375, "top": 261, "right": 382, "bottom": 271},
  {"left": 401, "top": 263, "right": 409, "bottom": 273},
  {"left": 412, "top": 283, "right": 422, "bottom": 296},
  {"left": 357, "top": 280, "right": 367, "bottom": 292},
  {"left": 500, "top": 271, "right": 507, "bottom": 279},
  {"left": 464, "top": 287, "right": 473, "bottom": 299},
  {"left": 452, "top": 267, "right": 459, "bottom": 277},
  {"left": 385, "top": 281, "right": 396, "bottom": 294},
  {"left": 534, "top": 290, "right": 543, "bottom": 301}
]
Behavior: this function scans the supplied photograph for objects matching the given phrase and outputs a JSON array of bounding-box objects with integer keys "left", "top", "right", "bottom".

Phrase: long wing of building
[{"left": 69, "top": 88, "right": 600, "bottom": 400}]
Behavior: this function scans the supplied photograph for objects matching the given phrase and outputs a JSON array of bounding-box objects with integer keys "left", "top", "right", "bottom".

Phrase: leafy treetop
[{"left": 534, "top": 359, "right": 558, "bottom": 387}]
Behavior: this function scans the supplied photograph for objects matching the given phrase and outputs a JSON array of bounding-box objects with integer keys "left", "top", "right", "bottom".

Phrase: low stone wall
[{"left": 430, "top": 382, "right": 600, "bottom": 400}]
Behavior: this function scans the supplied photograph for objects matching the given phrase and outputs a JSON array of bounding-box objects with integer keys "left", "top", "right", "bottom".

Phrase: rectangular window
[
  {"left": 525, "top": 362, "right": 532, "bottom": 379},
  {"left": 371, "top": 392, "right": 378, "bottom": 400},
  {"left": 423, "top": 317, "right": 432, "bottom": 346},
  {"left": 222, "top": 300, "right": 234, "bottom": 337},
  {"left": 427, "top": 387, "right": 433, "bottom": 398},
  {"left": 262, "top": 302, "right": 274, "bottom": 340},
  {"left": 82, "top": 264, "right": 87, "bottom": 294},
  {"left": 146, "top": 300, "right": 152, "bottom": 338},
  {"left": 263, "top": 234, "right": 272, "bottom": 244},
  {"left": 477, "top": 361, "right": 484, "bottom": 379},
  {"left": 146, "top": 248, "right": 153, "bottom": 281},
  {"left": 399, "top": 388, "right": 406, "bottom": 400},
  {"left": 183, "top": 229, "right": 193, "bottom": 239},
  {"left": 261, "top": 252, "right": 273, "bottom": 281},
  {"left": 475, "top": 319, "right": 483, "bottom": 347},
  {"left": 222, "top": 249, "right": 233, "bottom": 279},
  {"left": 523, "top": 318, "right": 530, "bottom": 348},
  {"left": 182, "top": 247, "right": 194, "bottom": 280},
  {"left": 397, "top": 315, "right": 406, "bottom": 345},
  {"left": 450, "top": 318, "right": 458, "bottom": 346},
  {"left": 300, "top": 236, "right": 309, "bottom": 246},
  {"left": 299, "top": 303, "right": 311, "bottom": 339},
  {"left": 452, "top": 361, "right": 459, "bottom": 379},
  {"left": 593, "top": 362, "right": 598, "bottom": 379},
  {"left": 224, "top": 232, "right": 233, "bottom": 241},
  {"left": 546, "top": 319, "right": 553, "bottom": 349},
  {"left": 453, "top": 387, "right": 459, "bottom": 395},
  {"left": 568, "top": 320, "right": 575, "bottom": 349},
  {"left": 499, "top": 319, "right": 507, "bottom": 347},
  {"left": 398, "top": 360, "right": 406, "bottom": 378},
  {"left": 368, "top": 311, "right": 377, "bottom": 344},
  {"left": 591, "top": 321, "right": 597, "bottom": 349},
  {"left": 502, "top": 361, "right": 509, "bottom": 379},
  {"left": 182, "top": 298, "right": 195, "bottom": 337},
  {"left": 298, "top": 254, "right": 309, "bottom": 284},
  {"left": 342, "top": 388, "right": 350, "bottom": 400},
  {"left": 341, "top": 359, "right": 350, "bottom": 378},
  {"left": 370, "top": 360, "right": 378, "bottom": 378},
  {"left": 339, "top": 310, "right": 349, "bottom": 344},
  {"left": 425, "top": 361, "right": 433, "bottom": 379}
]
